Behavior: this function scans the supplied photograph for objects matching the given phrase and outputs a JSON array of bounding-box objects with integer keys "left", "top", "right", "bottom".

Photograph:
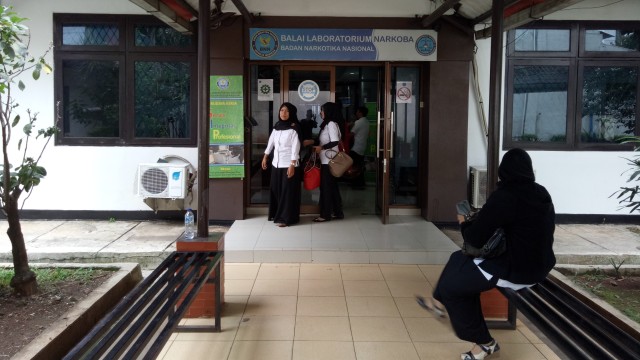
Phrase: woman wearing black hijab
[
  {"left": 312, "top": 102, "right": 344, "bottom": 222},
  {"left": 262, "top": 102, "right": 302, "bottom": 227},
  {"left": 419, "top": 148, "right": 556, "bottom": 360}
]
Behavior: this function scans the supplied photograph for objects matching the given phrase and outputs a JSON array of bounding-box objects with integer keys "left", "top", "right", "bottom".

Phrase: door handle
[
  {"left": 389, "top": 112, "right": 394, "bottom": 159},
  {"left": 376, "top": 111, "right": 381, "bottom": 159}
]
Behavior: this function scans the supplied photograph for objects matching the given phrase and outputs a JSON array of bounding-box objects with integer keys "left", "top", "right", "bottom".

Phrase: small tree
[
  {"left": 612, "top": 136, "right": 640, "bottom": 213},
  {"left": 0, "top": 6, "right": 55, "bottom": 295}
]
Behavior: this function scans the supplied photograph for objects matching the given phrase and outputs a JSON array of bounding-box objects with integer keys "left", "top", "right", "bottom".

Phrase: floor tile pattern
[{"left": 161, "top": 263, "right": 561, "bottom": 360}]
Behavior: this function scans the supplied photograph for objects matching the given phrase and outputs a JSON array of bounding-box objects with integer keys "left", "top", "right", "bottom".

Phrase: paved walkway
[
  {"left": 2, "top": 218, "right": 639, "bottom": 360},
  {"left": 2, "top": 218, "right": 639, "bottom": 267}
]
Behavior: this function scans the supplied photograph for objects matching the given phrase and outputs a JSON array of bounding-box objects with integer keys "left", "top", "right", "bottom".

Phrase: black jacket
[{"left": 461, "top": 149, "right": 556, "bottom": 284}]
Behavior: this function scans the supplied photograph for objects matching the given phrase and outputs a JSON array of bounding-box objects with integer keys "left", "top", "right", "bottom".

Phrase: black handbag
[{"left": 462, "top": 227, "right": 507, "bottom": 258}]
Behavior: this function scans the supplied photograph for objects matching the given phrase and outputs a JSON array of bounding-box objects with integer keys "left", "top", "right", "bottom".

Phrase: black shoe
[{"left": 415, "top": 296, "right": 446, "bottom": 318}]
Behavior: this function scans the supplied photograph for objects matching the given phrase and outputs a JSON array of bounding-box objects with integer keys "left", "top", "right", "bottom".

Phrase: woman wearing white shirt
[
  {"left": 349, "top": 106, "right": 370, "bottom": 189},
  {"left": 312, "top": 102, "right": 344, "bottom": 222},
  {"left": 262, "top": 103, "right": 302, "bottom": 227}
]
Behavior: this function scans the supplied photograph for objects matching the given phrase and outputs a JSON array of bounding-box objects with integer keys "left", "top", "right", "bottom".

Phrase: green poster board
[
  {"left": 364, "top": 102, "right": 378, "bottom": 157},
  {"left": 209, "top": 75, "right": 245, "bottom": 178}
]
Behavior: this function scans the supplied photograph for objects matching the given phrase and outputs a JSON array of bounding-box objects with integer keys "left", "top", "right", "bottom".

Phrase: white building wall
[
  {"left": 469, "top": 0, "right": 640, "bottom": 216},
  {"left": 3, "top": 0, "right": 640, "bottom": 216},
  {"left": 2, "top": 0, "right": 197, "bottom": 212}
]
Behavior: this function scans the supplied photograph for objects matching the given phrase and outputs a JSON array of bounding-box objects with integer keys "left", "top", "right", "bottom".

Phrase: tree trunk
[{"left": 5, "top": 193, "right": 38, "bottom": 296}]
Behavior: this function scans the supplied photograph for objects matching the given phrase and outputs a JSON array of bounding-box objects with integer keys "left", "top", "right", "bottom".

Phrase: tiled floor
[
  {"left": 2, "top": 206, "right": 637, "bottom": 359},
  {"left": 159, "top": 263, "right": 561, "bottom": 360},
  {"left": 224, "top": 214, "right": 460, "bottom": 264}
]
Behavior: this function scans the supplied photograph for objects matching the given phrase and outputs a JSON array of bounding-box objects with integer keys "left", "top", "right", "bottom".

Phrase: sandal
[
  {"left": 415, "top": 296, "right": 446, "bottom": 318},
  {"left": 276, "top": 223, "right": 288, "bottom": 227},
  {"left": 331, "top": 214, "right": 344, "bottom": 220},
  {"left": 313, "top": 217, "right": 328, "bottom": 222},
  {"left": 461, "top": 340, "right": 500, "bottom": 360}
]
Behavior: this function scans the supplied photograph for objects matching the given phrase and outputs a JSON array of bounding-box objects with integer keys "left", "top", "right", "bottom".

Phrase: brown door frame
[
  {"left": 377, "top": 62, "right": 392, "bottom": 224},
  {"left": 282, "top": 64, "right": 336, "bottom": 102},
  {"left": 249, "top": 62, "right": 426, "bottom": 222}
]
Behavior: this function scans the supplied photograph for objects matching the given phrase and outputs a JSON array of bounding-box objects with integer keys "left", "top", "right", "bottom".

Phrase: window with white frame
[
  {"left": 505, "top": 22, "right": 640, "bottom": 150},
  {"left": 53, "top": 14, "right": 197, "bottom": 146}
]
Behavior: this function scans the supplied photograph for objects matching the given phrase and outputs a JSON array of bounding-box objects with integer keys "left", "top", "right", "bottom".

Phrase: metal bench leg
[{"left": 215, "top": 260, "right": 221, "bottom": 332}]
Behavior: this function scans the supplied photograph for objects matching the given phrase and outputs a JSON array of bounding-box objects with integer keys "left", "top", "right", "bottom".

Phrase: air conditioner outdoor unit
[
  {"left": 470, "top": 166, "right": 487, "bottom": 208},
  {"left": 138, "top": 163, "right": 189, "bottom": 199}
]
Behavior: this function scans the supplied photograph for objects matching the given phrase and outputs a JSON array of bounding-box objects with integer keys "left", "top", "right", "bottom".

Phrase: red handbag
[{"left": 303, "top": 152, "right": 321, "bottom": 190}]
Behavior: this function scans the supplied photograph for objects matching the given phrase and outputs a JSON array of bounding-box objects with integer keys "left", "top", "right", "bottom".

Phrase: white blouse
[
  {"left": 264, "top": 128, "right": 301, "bottom": 168},
  {"left": 318, "top": 121, "right": 341, "bottom": 165},
  {"left": 350, "top": 116, "right": 370, "bottom": 155},
  {"left": 473, "top": 258, "right": 533, "bottom": 291}
]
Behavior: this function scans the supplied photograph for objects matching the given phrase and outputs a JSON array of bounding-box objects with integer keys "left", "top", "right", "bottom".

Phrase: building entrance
[{"left": 248, "top": 63, "right": 422, "bottom": 223}]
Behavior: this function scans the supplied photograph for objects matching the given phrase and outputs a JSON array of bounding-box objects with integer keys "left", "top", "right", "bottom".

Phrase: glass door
[
  {"left": 283, "top": 66, "right": 334, "bottom": 212},
  {"left": 378, "top": 64, "right": 421, "bottom": 223},
  {"left": 335, "top": 66, "right": 382, "bottom": 217},
  {"left": 250, "top": 63, "right": 419, "bottom": 222},
  {"left": 389, "top": 65, "right": 421, "bottom": 207}
]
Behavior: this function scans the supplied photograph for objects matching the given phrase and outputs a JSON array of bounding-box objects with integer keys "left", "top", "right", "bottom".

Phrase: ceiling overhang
[
  {"left": 130, "top": 0, "right": 254, "bottom": 33},
  {"left": 130, "top": 0, "right": 585, "bottom": 38},
  {"left": 473, "top": 0, "right": 586, "bottom": 39},
  {"left": 130, "top": 0, "right": 197, "bottom": 34},
  {"left": 422, "top": 0, "right": 585, "bottom": 39}
]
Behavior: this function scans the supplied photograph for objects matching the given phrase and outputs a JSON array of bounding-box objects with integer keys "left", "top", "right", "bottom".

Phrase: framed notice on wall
[{"left": 209, "top": 75, "right": 245, "bottom": 179}]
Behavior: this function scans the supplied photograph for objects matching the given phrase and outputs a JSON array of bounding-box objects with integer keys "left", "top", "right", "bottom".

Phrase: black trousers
[
  {"left": 318, "top": 164, "right": 343, "bottom": 219},
  {"left": 432, "top": 250, "right": 498, "bottom": 344},
  {"left": 348, "top": 150, "right": 366, "bottom": 187},
  {"left": 268, "top": 166, "right": 301, "bottom": 225}
]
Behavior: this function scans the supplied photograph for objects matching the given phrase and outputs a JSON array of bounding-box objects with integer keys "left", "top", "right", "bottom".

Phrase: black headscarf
[
  {"left": 498, "top": 148, "right": 536, "bottom": 186},
  {"left": 274, "top": 102, "right": 300, "bottom": 132}
]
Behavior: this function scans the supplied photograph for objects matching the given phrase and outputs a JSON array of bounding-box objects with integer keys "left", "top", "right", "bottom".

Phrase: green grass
[
  {"left": 0, "top": 267, "right": 103, "bottom": 287},
  {"left": 627, "top": 226, "right": 640, "bottom": 236},
  {"left": 571, "top": 272, "right": 640, "bottom": 325}
]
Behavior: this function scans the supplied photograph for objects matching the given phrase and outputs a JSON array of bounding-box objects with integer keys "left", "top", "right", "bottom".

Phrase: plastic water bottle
[{"left": 184, "top": 208, "right": 195, "bottom": 240}]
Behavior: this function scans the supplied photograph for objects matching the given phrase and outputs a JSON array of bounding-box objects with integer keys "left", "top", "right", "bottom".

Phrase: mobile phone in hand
[{"left": 456, "top": 200, "right": 472, "bottom": 215}]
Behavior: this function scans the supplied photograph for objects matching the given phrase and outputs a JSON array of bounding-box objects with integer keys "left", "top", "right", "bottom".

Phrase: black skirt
[{"left": 268, "top": 166, "right": 301, "bottom": 225}]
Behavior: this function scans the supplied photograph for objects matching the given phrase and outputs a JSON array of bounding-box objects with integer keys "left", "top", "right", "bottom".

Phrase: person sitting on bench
[{"left": 418, "top": 148, "right": 556, "bottom": 360}]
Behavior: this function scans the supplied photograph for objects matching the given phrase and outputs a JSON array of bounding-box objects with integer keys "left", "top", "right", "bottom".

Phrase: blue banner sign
[{"left": 250, "top": 28, "right": 437, "bottom": 61}]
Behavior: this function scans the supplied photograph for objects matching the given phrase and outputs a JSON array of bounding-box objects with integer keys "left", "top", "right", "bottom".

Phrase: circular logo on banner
[
  {"left": 415, "top": 35, "right": 436, "bottom": 56},
  {"left": 216, "top": 78, "right": 229, "bottom": 90},
  {"left": 298, "top": 80, "right": 320, "bottom": 102},
  {"left": 251, "top": 30, "right": 279, "bottom": 58}
]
